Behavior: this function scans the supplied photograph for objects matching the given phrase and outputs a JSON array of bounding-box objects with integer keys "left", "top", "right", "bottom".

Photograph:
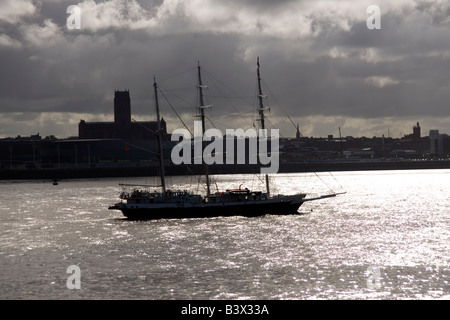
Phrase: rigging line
[
  {"left": 135, "top": 89, "right": 202, "bottom": 187},
  {"left": 131, "top": 119, "right": 157, "bottom": 136},
  {"left": 207, "top": 95, "right": 255, "bottom": 99},
  {"left": 157, "top": 87, "right": 193, "bottom": 136},
  {"left": 214, "top": 110, "right": 255, "bottom": 120},
  {"left": 251, "top": 77, "right": 262, "bottom": 128},
  {"left": 161, "top": 85, "right": 195, "bottom": 92},
  {"left": 156, "top": 91, "right": 204, "bottom": 186},
  {"left": 182, "top": 162, "right": 203, "bottom": 186},
  {"left": 158, "top": 83, "right": 197, "bottom": 110},
  {"left": 206, "top": 121, "right": 227, "bottom": 134},
  {"left": 203, "top": 68, "right": 255, "bottom": 108},
  {"left": 255, "top": 110, "right": 287, "bottom": 139},
  {"left": 328, "top": 171, "right": 345, "bottom": 191},
  {"left": 255, "top": 173, "right": 268, "bottom": 189},
  {"left": 205, "top": 115, "right": 219, "bottom": 130},
  {"left": 264, "top": 117, "right": 287, "bottom": 139},
  {"left": 158, "top": 66, "right": 197, "bottom": 85},
  {"left": 201, "top": 74, "right": 241, "bottom": 114},
  {"left": 254, "top": 73, "right": 343, "bottom": 193},
  {"left": 124, "top": 141, "right": 159, "bottom": 156},
  {"left": 313, "top": 171, "right": 336, "bottom": 194},
  {"left": 279, "top": 158, "right": 343, "bottom": 194},
  {"left": 207, "top": 115, "right": 253, "bottom": 133},
  {"left": 260, "top": 78, "right": 300, "bottom": 135},
  {"left": 294, "top": 161, "right": 340, "bottom": 194},
  {"left": 262, "top": 84, "right": 343, "bottom": 193},
  {"left": 284, "top": 160, "right": 345, "bottom": 194}
]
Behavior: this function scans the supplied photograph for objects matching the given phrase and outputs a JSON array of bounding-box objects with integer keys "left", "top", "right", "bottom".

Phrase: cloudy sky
[{"left": 1, "top": 0, "right": 450, "bottom": 139}]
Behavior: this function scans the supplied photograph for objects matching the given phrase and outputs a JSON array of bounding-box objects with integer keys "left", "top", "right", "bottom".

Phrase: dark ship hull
[{"left": 108, "top": 194, "right": 307, "bottom": 220}]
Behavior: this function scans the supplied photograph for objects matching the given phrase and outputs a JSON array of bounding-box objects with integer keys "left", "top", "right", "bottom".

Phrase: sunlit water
[{"left": 0, "top": 169, "right": 448, "bottom": 300}]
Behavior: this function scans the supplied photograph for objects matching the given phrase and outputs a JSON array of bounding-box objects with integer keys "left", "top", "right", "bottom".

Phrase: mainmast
[
  {"left": 197, "top": 62, "right": 211, "bottom": 197},
  {"left": 153, "top": 76, "right": 166, "bottom": 194},
  {"left": 256, "top": 57, "right": 270, "bottom": 198}
]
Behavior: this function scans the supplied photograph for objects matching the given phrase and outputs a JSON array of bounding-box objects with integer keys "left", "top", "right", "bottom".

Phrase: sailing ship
[{"left": 108, "top": 59, "right": 339, "bottom": 219}]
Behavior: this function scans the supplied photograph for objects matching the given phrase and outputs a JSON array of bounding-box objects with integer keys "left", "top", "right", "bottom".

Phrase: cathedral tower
[{"left": 114, "top": 90, "right": 131, "bottom": 126}]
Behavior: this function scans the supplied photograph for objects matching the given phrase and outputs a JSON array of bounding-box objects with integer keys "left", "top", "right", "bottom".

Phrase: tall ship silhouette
[{"left": 108, "top": 59, "right": 341, "bottom": 219}]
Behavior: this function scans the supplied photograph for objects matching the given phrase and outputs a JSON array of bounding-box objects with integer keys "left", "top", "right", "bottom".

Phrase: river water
[{"left": 0, "top": 169, "right": 448, "bottom": 300}]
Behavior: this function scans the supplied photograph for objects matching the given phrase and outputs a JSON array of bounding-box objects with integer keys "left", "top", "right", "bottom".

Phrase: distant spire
[{"left": 296, "top": 122, "right": 301, "bottom": 139}]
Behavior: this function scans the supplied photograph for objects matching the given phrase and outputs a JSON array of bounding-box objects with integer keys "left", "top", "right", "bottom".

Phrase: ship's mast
[
  {"left": 153, "top": 76, "right": 166, "bottom": 194},
  {"left": 257, "top": 57, "right": 270, "bottom": 198},
  {"left": 197, "top": 62, "right": 211, "bottom": 197}
]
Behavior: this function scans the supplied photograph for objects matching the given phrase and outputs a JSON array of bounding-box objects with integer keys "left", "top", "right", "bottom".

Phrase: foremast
[
  {"left": 256, "top": 57, "right": 271, "bottom": 198},
  {"left": 197, "top": 62, "right": 212, "bottom": 197},
  {"left": 153, "top": 76, "right": 166, "bottom": 194}
]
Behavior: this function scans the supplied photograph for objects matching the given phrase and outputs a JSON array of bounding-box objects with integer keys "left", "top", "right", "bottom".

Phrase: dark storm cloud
[{"left": 0, "top": 0, "right": 449, "bottom": 138}]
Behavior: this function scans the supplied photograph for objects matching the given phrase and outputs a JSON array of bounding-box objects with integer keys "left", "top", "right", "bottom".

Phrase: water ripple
[{"left": 0, "top": 171, "right": 449, "bottom": 299}]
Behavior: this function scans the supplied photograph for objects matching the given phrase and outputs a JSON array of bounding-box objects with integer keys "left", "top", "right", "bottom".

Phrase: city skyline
[{"left": 1, "top": 0, "right": 450, "bottom": 139}]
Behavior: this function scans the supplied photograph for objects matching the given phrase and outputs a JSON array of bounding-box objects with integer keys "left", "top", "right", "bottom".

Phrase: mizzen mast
[{"left": 256, "top": 57, "right": 270, "bottom": 198}]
